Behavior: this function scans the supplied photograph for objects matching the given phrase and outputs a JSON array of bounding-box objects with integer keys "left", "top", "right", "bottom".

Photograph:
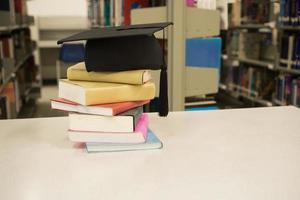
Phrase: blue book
[
  {"left": 291, "top": 36, "right": 300, "bottom": 69},
  {"left": 86, "top": 129, "right": 163, "bottom": 153},
  {"left": 185, "top": 38, "right": 221, "bottom": 69},
  {"left": 280, "top": 0, "right": 286, "bottom": 25},
  {"left": 297, "top": 0, "right": 300, "bottom": 25}
]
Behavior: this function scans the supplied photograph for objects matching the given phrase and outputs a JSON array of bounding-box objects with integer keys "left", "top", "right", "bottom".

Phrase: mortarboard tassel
[
  {"left": 158, "top": 28, "right": 169, "bottom": 117},
  {"left": 159, "top": 65, "right": 169, "bottom": 116}
]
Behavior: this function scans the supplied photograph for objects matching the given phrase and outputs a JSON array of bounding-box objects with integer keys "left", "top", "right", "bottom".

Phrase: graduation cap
[{"left": 57, "top": 22, "right": 173, "bottom": 117}]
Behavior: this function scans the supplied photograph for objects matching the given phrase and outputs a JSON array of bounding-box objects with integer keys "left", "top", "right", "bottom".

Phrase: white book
[
  {"left": 69, "top": 107, "right": 142, "bottom": 132},
  {"left": 110, "top": 0, "right": 114, "bottom": 26},
  {"left": 114, "top": 0, "right": 122, "bottom": 26},
  {"left": 68, "top": 113, "right": 148, "bottom": 143}
]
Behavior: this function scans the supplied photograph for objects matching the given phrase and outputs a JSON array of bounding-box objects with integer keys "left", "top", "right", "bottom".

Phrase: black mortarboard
[{"left": 57, "top": 22, "right": 172, "bottom": 117}]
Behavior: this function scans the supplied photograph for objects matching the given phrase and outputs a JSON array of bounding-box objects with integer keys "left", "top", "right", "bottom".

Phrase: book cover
[
  {"left": 58, "top": 79, "right": 155, "bottom": 106},
  {"left": 67, "top": 62, "right": 151, "bottom": 85},
  {"left": 51, "top": 98, "right": 149, "bottom": 116},
  {"left": 69, "top": 113, "right": 149, "bottom": 143},
  {"left": 69, "top": 106, "right": 143, "bottom": 132},
  {"left": 85, "top": 128, "right": 162, "bottom": 152}
]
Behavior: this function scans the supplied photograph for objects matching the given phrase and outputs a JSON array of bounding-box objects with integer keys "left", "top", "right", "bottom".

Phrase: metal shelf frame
[{"left": 0, "top": 46, "right": 36, "bottom": 94}]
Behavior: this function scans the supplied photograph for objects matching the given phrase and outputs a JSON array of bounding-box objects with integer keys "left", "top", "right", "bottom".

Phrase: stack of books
[{"left": 51, "top": 62, "right": 163, "bottom": 152}]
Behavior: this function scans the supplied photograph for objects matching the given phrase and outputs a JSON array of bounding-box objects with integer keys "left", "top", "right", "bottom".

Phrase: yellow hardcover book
[
  {"left": 67, "top": 62, "right": 151, "bottom": 85},
  {"left": 58, "top": 79, "right": 155, "bottom": 105}
]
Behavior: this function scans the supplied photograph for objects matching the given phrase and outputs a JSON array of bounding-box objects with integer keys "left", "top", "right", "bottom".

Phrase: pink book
[
  {"left": 51, "top": 98, "right": 149, "bottom": 116},
  {"left": 68, "top": 114, "right": 149, "bottom": 144},
  {"left": 186, "top": 0, "right": 195, "bottom": 7}
]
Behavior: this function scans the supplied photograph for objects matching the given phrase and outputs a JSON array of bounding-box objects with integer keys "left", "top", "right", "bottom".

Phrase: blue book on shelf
[
  {"left": 280, "top": 0, "right": 286, "bottom": 25},
  {"left": 186, "top": 37, "right": 221, "bottom": 68},
  {"left": 86, "top": 129, "right": 163, "bottom": 153}
]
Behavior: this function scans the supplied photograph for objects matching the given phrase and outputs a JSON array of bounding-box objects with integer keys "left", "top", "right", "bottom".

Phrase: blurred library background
[{"left": 0, "top": 0, "right": 299, "bottom": 119}]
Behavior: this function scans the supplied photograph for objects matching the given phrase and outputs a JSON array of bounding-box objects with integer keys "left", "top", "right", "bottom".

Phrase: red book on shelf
[
  {"left": 2, "top": 39, "right": 10, "bottom": 58},
  {"left": 14, "top": 0, "right": 23, "bottom": 14},
  {"left": 124, "top": 0, "right": 149, "bottom": 25},
  {"left": 51, "top": 98, "right": 149, "bottom": 116}
]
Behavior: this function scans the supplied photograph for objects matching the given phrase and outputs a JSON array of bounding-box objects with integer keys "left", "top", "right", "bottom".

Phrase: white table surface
[{"left": 1, "top": 106, "right": 300, "bottom": 200}]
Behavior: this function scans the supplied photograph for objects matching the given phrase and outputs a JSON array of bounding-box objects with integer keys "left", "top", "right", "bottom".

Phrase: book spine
[
  {"left": 297, "top": 79, "right": 300, "bottom": 106},
  {"left": 0, "top": 96, "right": 8, "bottom": 119}
]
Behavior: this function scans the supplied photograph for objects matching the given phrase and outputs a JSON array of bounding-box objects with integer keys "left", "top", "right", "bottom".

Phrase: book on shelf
[
  {"left": 276, "top": 75, "right": 300, "bottom": 106},
  {"left": 2, "top": 81, "right": 17, "bottom": 119},
  {"left": 67, "top": 62, "right": 152, "bottom": 85},
  {"left": 241, "top": 0, "right": 270, "bottom": 24},
  {"left": 13, "top": 78, "right": 22, "bottom": 113},
  {"left": 69, "top": 106, "right": 143, "bottom": 132},
  {"left": 124, "top": 0, "right": 149, "bottom": 25},
  {"left": 68, "top": 113, "right": 148, "bottom": 143},
  {"left": 58, "top": 79, "right": 155, "bottom": 106},
  {"left": 51, "top": 98, "right": 149, "bottom": 116},
  {"left": 279, "top": 0, "right": 300, "bottom": 26},
  {"left": 104, "top": 0, "right": 110, "bottom": 26},
  {"left": 250, "top": 69, "right": 261, "bottom": 98},
  {"left": 280, "top": 34, "right": 290, "bottom": 67},
  {"left": 114, "top": 0, "right": 123, "bottom": 26},
  {"left": 292, "top": 35, "right": 300, "bottom": 69},
  {"left": 225, "top": 64, "right": 275, "bottom": 100},
  {"left": 280, "top": 33, "right": 300, "bottom": 70},
  {"left": 85, "top": 128, "right": 162, "bottom": 152},
  {"left": 292, "top": 79, "right": 300, "bottom": 106},
  {"left": 0, "top": 96, "right": 8, "bottom": 119},
  {"left": 0, "top": 36, "right": 15, "bottom": 59},
  {"left": 276, "top": 75, "right": 285, "bottom": 102},
  {"left": 0, "top": 41, "right": 3, "bottom": 60},
  {"left": 285, "top": 75, "right": 293, "bottom": 104}
]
